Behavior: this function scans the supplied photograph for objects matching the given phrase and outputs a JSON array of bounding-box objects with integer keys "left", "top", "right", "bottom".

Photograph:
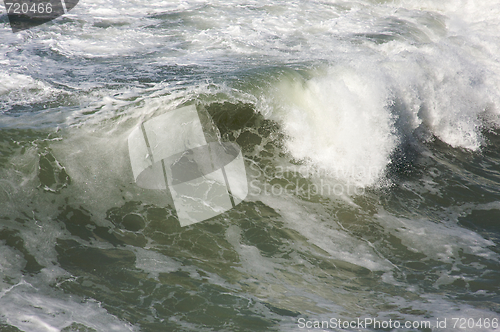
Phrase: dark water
[{"left": 1, "top": 0, "right": 500, "bottom": 331}]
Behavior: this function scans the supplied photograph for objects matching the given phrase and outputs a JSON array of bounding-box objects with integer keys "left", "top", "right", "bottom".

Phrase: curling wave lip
[{"left": 128, "top": 105, "right": 248, "bottom": 227}]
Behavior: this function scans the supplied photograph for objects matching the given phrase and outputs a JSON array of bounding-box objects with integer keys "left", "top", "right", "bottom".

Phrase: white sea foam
[
  {"left": 0, "top": 280, "right": 137, "bottom": 332},
  {"left": 261, "top": 17, "right": 500, "bottom": 185},
  {"left": 1, "top": 0, "right": 500, "bottom": 329},
  {"left": 375, "top": 210, "right": 498, "bottom": 265},
  {"left": 3, "top": 0, "right": 500, "bottom": 176},
  {"left": 266, "top": 65, "right": 398, "bottom": 187}
]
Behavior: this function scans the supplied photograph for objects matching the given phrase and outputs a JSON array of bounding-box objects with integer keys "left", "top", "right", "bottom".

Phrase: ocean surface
[{"left": 1, "top": 0, "right": 500, "bottom": 331}]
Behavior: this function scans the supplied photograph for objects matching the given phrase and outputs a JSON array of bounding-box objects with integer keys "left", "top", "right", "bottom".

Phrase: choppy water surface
[{"left": 1, "top": 0, "right": 500, "bottom": 331}]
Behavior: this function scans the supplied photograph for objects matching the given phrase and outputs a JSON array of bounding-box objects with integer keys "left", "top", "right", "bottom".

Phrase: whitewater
[{"left": 1, "top": 0, "right": 500, "bottom": 331}]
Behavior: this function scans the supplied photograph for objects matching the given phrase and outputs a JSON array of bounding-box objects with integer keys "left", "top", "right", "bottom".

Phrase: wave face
[{"left": 1, "top": 0, "right": 500, "bottom": 331}]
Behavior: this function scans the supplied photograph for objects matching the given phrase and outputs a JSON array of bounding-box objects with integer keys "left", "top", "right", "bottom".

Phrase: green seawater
[{"left": 1, "top": 0, "right": 500, "bottom": 330}]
